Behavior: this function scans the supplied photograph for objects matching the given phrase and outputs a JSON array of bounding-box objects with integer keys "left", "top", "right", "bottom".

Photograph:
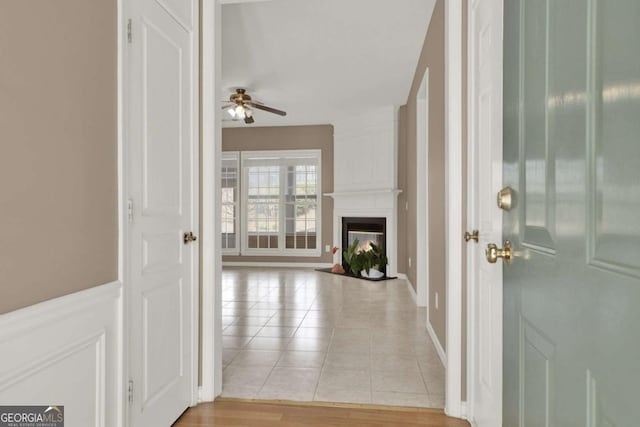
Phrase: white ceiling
[{"left": 221, "top": 0, "right": 436, "bottom": 127}]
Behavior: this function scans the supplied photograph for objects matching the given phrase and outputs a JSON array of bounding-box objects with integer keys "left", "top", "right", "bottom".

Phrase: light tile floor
[{"left": 221, "top": 268, "right": 445, "bottom": 408}]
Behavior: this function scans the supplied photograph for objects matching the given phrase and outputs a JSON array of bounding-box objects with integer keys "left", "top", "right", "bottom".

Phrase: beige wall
[
  {"left": 397, "top": 106, "right": 409, "bottom": 277},
  {"left": 0, "top": 0, "right": 118, "bottom": 313},
  {"left": 399, "top": 0, "right": 446, "bottom": 347},
  {"left": 222, "top": 125, "right": 334, "bottom": 264},
  {"left": 397, "top": 0, "right": 469, "bottom": 400}
]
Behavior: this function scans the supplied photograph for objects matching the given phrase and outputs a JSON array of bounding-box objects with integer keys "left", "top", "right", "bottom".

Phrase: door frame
[
  {"left": 464, "top": 0, "right": 504, "bottom": 424},
  {"left": 118, "top": 0, "right": 128, "bottom": 424},
  {"left": 200, "top": 0, "right": 223, "bottom": 402},
  {"left": 444, "top": 0, "right": 464, "bottom": 418},
  {"left": 121, "top": 0, "right": 202, "bottom": 420},
  {"left": 199, "top": 0, "right": 470, "bottom": 416}
]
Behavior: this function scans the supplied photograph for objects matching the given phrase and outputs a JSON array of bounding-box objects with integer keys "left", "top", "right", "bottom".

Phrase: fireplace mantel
[{"left": 324, "top": 188, "right": 402, "bottom": 198}]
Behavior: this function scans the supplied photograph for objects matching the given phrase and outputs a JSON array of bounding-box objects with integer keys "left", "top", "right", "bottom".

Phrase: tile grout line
[
  {"left": 369, "top": 328, "right": 374, "bottom": 404},
  {"left": 311, "top": 319, "right": 334, "bottom": 402}
]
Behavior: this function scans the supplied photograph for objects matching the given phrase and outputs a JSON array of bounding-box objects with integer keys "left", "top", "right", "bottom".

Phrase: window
[
  {"left": 245, "top": 164, "right": 280, "bottom": 250},
  {"left": 284, "top": 164, "right": 318, "bottom": 250},
  {"left": 240, "top": 150, "right": 321, "bottom": 256},
  {"left": 221, "top": 152, "right": 239, "bottom": 254}
]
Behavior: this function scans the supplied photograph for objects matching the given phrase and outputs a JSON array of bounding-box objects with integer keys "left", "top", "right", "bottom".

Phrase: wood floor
[{"left": 173, "top": 399, "right": 470, "bottom": 427}]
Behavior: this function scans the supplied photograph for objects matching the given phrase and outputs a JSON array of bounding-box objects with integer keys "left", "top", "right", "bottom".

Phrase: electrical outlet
[
  {"left": 405, "top": 201, "right": 409, "bottom": 211},
  {"left": 435, "top": 292, "right": 439, "bottom": 310},
  {"left": 325, "top": 245, "right": 331, "bottom": 253},
  {"left": 408, "top": 257, "right": 412, "bottom": 268}
]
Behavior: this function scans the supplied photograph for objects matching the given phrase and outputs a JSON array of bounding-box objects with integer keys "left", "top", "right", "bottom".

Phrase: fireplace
[{"left": 341, "top": 217, "right": 386, "bottom": 271}]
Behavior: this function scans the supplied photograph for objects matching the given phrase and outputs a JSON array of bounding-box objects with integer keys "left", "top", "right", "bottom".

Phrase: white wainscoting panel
[{"left": 0, "top": 281, "right": 123, "bottom": 427}]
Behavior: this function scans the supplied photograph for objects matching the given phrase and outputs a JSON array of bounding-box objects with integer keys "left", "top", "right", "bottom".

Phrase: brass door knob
[
  {"left": 183, "top": 231, "right": 198, "bottom": 244},
  {"left": 464, "top": 230, "right": 479, "bottom": 243},
  {"left": 486, "top": 240, "right": 512, "bottom": 264}
]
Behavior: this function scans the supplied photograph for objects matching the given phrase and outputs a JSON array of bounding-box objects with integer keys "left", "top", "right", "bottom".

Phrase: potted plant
[
  {"left": 360, "top": 242, "right": 388, "bottom": 279},
  {"left": 343, "top": 239, "right": 363, "bottom": 276},
  {"left": 343, "top": 239, "right": 389, "bottom": 279}
]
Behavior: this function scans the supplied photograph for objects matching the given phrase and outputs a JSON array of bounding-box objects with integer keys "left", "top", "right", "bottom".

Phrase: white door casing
[
  {"left": 201, "top": 0, "right": 224, "bottom": 402},
  {"left": 466, "top": 0, "right": 503, "bottom": 425},
  {"left": 444, "top": 0, "right": 463, "bottom": 417},
  {"left": 126, "top": 0, "right": 199, "bottom": 424}
]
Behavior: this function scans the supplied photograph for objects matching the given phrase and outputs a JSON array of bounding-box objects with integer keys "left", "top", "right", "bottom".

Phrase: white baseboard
[
  {"left": 427, "top": 320, "right": 447, "bottom": 368},
  {"left": 446, "top": 401, "right": 469, "bottom": 421},
  {"left": 0, "top": 281, "right": 123, "bottom": 426},
  {"left": 398, "top": 274, "right": 418, "bottom": 304},
  {"left": 223, "top": 261, "right": 333, "bottom": 269}
]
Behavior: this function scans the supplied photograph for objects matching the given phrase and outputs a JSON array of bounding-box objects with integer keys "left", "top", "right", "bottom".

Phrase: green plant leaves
[{"left": 342, "top": 239, "right": 388, "bottom": 277}]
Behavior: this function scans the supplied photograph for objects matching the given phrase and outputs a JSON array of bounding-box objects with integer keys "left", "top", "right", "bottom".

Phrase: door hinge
[
  {"left": 128, "top": 380, "right": 134, "bottom": 405},
  {"left": 127, "top": 198, "right": 134, "bottom": 223},
  {"left": 127, "top": 19, "right": 132, "bottom": 43}
]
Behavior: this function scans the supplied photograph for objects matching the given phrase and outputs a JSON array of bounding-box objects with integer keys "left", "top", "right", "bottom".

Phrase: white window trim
[
  {"left": 221, "top": 151, "right": 240, "bottom": 255},
  {"left": 240, "top": 149, "right": 322, "bottom": 257}
]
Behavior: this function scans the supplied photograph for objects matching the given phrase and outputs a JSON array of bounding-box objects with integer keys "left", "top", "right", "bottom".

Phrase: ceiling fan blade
[
  {"left": 247, "top": 101, "right": 287, "bottom": 116},
  {"left": 244, "top": 116, "right": 255, "bottom": 124},
  {"left": 221, "top": 103, "right": 235, "bottom": 110}
]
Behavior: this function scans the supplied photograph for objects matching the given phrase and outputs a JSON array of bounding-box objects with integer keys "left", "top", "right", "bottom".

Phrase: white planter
[{"left": 360, "top": 269, "right": 384, "bottom": 279}]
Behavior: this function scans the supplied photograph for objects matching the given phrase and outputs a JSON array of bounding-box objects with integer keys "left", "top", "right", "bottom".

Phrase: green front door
[{"left": 503, "top": 0, "right": 640, "bottom": 425}]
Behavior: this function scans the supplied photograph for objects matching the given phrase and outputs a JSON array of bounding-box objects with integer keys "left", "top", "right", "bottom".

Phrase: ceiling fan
[{"left": 222, "top": 88, "right": 287, "bottom": 124}]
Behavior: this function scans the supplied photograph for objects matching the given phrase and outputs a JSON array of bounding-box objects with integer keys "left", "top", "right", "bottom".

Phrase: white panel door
[
  {"left": 467, "top": 0, "right": 503, "bottom": 425},
  {"left": 127, "top": 0, "right": 198, "bottom": 424}
]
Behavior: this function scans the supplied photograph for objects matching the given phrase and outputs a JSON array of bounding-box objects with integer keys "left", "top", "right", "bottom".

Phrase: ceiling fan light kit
[
  {"left": 222, "top": 88, "right": 286, "bottom": 124},
  {"left": 227, "top": 104, "right": 249, "bottom": 119}
]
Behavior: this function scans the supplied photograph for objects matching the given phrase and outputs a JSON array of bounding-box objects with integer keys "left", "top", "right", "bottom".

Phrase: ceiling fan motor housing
[{"left": 230, "top": 88, "right": 252, "bottom": 104}]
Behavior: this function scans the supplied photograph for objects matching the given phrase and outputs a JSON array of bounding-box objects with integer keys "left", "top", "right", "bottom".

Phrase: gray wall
[
  {"left": 222, "top": 125, "right": 334, "bottom": 265},
  {"left": 0, "top": 0, "right": 118, "bottom": 313}
]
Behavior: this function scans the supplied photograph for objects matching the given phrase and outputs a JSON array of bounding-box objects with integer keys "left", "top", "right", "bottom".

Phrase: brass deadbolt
[
  {"left": 486, "top": 240, "right": 512, "bottom": 264},
  {"left": 497, "top": 186, "right": 514, "bottom": 211}
]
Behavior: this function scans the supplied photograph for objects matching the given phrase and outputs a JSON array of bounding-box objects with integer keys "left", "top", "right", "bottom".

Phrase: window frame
[
  {"left": 221, "top": 151, "right": 240, "bottom": 255},
  {"left": 239, "top": 149, "right": 322, "bottom": 257}
]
